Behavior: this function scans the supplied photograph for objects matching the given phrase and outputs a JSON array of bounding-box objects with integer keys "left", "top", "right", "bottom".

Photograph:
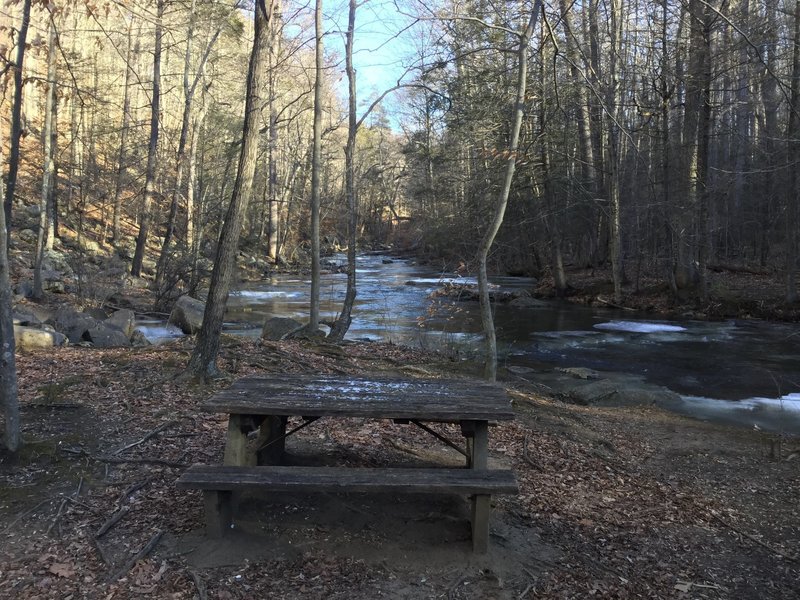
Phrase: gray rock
[
  {"left": 130, "top": 329, "right": 152, "bottom": 347},
  {"left": 84, "top": 307, "right": 110, "bottom": 321},
  {"left": 14, "top": 325, "right": 68, "bottom": 351},
  {"left": 17, "top": 229, "right": 37, "bottom": 244},
  {"left": 84, "top": 323, "right": 130, "bottom": 347},
  {"left": 77, "top": 237, "right": 102, "bottom": 254},
  {"left": 14, "top": 281, "right": 33, "bottom": 298},
  {"left": 508, "top": 296, "right": 548, "bottom": 308},
  {"left": 42, "top": 249, "right": 74, "bottom": 276},
  {"left": 105, "top": 309, "right": 136, "bottom": 337},
  {"left": 261, "top": 316, "right": 303, "bottom": 341},
  {"left": 45, "top": 280, "right": 66, "bottom": 294},
  {"left": 557, "top": 367, "right": 601, "bottom": 380},
  {"left": 13, "top": 304, "right": 52, "bottom": 325},
  {"left": 382, "top": 259, "right": 394, "bottom": 264},
  {"left": 168, "top": 296, "right": 206, "bottom": 335},
  {"left": 564, "top": 379, "right": 681, "bottom": 408},
  {"left": 50, "top": 305, "right": 97, "bottom": 343},
  {"left": 506, "top": 365, "right": 536, "bottom": 376}
]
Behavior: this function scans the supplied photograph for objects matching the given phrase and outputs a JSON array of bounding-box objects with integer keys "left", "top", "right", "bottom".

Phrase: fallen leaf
[{"left": 49, "top": 563, "right": 75, "bottom": 578}]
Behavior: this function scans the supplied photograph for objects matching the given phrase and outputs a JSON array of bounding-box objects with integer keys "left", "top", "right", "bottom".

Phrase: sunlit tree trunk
[
  {"left": 131, "top": 0, "right": 164, "bottom": 277},
  {"left": 188, "top": 0, "right": 275, "bottom": 377},
  {"left": 4, "top": 0, "right": 31, "bottom": 233},
  {"left": 0, "top": 123, "right": 20, "bottom": 453},
  {"left": 156, "top": 1, "right": 225, "bottom": 291},
  {"left": 307, "top": 0, "right": 323, "bottom": 333},
  {"left": 328, "top": 0, "right": 357, "bottom": 342},
  {"left": 267, "top": 1, "right": 283, "bottom": 261},
  {"left": 33, "top": 17, "right": 58, "bottom": 299},
  {"left": 113, "top": 21, "right": 139, "bottom": 245},
  {"left": 478, "top": 1, "right": 541, "bottom": 381}
]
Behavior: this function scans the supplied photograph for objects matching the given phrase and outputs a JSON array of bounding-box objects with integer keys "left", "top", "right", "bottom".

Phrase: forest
[{"left": 1, "top": 1, "right": 799, "bottom": 597}]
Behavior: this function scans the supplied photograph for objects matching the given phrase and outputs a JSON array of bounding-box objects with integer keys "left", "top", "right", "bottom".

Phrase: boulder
[
  {"left": 168, "top": 296, "right": 206, "bottom": 334},
  {"left": 14, "top": 325, "right": 68, "bottom": 351},
  {"left": 84, "top": 307, "right": 110, "bottom": 321},
  {"left": 564, "top": 379, "right": 681, "bottom": 408},
  {"left": 50, "top": 306, "right": 97, "bottom": 343},
  {"left": 261, "top": 316, "right": 303, "bottom": 341},
  {"left": 83, "top": 323, "right": 130, "bottom": 348},
  {"left": 45, "top": 280, "right": 66, "bottom": 294},
  {"left": 41, "top": 249, "right": 74, "bottom": 276},
  {"left": 17, "top": 229, "right": 37, "bottom": 245},
  {"left": 13, "top": 281, "right": 33, "bottom": 298},
  {"left": 105, "top": 309, "right": 136, "bottom": 337},
  {"left": 557, "top": 367, "right": 601, "bottom": 380},
  {"left": 130, "top": 329, "right": 152, "bottom": 347},
  {"left": 508, "top": 296, "right": 548, "bottom": 308},
  {"left": 13, "top": 304, "right": 52, "bottom": 325},
  {"left": 77, "top": 237, "right": 102, "bottom": 254}
]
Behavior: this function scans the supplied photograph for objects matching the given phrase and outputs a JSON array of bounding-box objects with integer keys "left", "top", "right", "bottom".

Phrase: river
[{"left": 137, "top": 254, "right": 800, "bottom": 434}]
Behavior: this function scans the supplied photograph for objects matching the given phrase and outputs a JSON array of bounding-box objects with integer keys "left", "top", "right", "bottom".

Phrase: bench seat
[{"left": 177, "top": 464, "right": 518, "bottom": 553}]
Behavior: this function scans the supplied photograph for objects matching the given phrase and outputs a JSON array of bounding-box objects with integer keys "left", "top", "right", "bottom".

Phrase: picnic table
[{"left": 177, "top": 373, "right": 518, "bottom": 553}]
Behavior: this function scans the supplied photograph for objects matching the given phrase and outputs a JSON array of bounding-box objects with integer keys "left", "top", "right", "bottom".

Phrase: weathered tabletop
[{"left": 201, "top": 373, "right": 515, "bottom": 422}]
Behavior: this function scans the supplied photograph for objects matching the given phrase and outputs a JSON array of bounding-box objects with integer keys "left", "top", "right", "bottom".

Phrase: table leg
[
  {"left": 470, "top": 420, "right": 489, "bottom": 469},
  {"left": 203, "top": 490, "right": 232, "bottom": 537},
  {"left": 471, "top": 494, "right": 490, "bottom": 554},
  {"left": 223, "top": 414, "right": 252, "bottom": 466},
  {"left": 256, "top": 415, "right": 288, "bottom": 465},
  {"left": 468, "top": 420, "right": 490, "bottom": 552}
]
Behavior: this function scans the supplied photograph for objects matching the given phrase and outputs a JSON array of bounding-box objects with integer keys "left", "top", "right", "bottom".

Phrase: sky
[{"left": 322, "top": 0, "right": 426, "bottom": 128}]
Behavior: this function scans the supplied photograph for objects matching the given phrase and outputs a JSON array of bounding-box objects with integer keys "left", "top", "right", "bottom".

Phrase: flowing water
[{"left": 137, "top": 254, "right": 800, "bottom": 434}]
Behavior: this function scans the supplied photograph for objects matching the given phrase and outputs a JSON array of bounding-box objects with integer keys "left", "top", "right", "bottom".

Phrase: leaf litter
[{"left": 0, "top": 338, "right": 797, "bottom": 598}]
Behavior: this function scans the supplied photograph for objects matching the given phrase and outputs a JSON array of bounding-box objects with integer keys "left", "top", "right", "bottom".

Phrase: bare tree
[
  {"left": 307, "top": 0, "right": 324, "bottom": 333},
  {"left": 33, "top": 15, "right": 58, "bottom": 300},
  {"left": 112, "top": 20, "right": 140, "bottom": 245},
  {"left": 477, "top": 0, "right": 542, "bottom": 381},
  {"left": 787, "top": 0, "right": 800, "bottom": 303},
  {"left": 0, "top": 123, "right": 20, "bottom": 453},
  {"left": 188, "top": 0, "right": 278, "bottom": 377},
  {"left": 4, "top": 0, "right": 32, "bottom": 233},
  {"left": 327, "top": 0, "right": 357, "bottom": 342},
  {"left": 131, "top": 0, "right": 165, "bottom": 277}
]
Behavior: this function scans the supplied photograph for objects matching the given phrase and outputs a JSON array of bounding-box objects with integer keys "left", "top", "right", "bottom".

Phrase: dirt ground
[{"left": 1, "top": 338, "right": 798, "bottom": 599}]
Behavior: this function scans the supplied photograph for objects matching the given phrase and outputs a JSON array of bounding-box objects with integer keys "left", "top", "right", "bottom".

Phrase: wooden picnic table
[
  {"left": 182, "top": 373, "right": 518, "bottom": 552},
  {"left": 201, "top": 373, "right": 515, "bottom": 467}
]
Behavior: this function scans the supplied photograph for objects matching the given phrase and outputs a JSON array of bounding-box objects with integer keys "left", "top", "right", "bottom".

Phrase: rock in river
[{"left": 168, "top": 296, "right": 206, "bottom": 335}]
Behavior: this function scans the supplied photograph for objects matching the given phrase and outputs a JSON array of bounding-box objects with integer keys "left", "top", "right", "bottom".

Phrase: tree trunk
[
  {"left": 156, "top": 2, "right": 224, "bottom": 291},
  {"left": 113, "top": 22, "right": 139, "bottom": 244},
  {"left": 188, "top": 0, "right": 275, "bottom": 377},
  {"left": 267, "top": 2, "right": 283, "bottom": 261},
  {"left": 328, "top": 0, "right": 357, "bottom": 342},
  {"left": 186, "top": 96, "right": 207, "bottom": 295},
  {"left": 131, "top": 0, "right": 164, "bottom": 277},
  {"left": 0, "top": 123, "right": 20, "bottom": 453},
  {"left": 606, "top": 0, "right": 624, "bottom": 304},
  {"left": 787, "top": 0, "right": 800, "bottom": 303},
  {"left": 33, "top": 17, "right": 58, "bottom": 300},
  {"left": 4, "top": 0, "right": 32, "bottom": 233},
  {"left": 477, "top": 1, "right": 541, "bottom": 381},
  {"left": 307, "top": 0, "right": 324, "bottom": 333}
]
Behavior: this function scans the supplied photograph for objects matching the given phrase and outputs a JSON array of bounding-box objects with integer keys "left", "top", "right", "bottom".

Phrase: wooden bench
[{"left": 177, "top": 464, "right": 518, "bottom": 553}]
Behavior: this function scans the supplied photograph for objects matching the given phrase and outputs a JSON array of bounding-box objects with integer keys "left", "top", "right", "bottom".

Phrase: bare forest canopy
[{"left": 0, "top": 0, "right": 799, "bottom": 305}]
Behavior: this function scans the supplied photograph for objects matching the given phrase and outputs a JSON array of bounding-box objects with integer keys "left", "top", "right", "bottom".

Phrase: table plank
[
  {"left": 178, "top": 464, "right": 519, "bottom": 495},
  {"left": 201, "top": 374, "right": 514, "bottom": 421}
]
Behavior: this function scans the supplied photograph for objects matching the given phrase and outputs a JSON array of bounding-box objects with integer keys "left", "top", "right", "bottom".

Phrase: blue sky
[{"left": 323, "top": 0, "right": 422, "bottom": 125}]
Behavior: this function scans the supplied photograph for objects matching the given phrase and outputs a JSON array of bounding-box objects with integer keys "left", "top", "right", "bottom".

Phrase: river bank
[
  {"left": 2, "top": 338, "right": 798, "bottom": 598},
  {"left": 532, "top": 265, "right": 800, "bottom": 322}
]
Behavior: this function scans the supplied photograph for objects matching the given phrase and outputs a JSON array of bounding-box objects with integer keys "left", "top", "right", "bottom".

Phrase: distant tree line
[{"left": 401, "top": 0, "right": 800, "bottom": 304}]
